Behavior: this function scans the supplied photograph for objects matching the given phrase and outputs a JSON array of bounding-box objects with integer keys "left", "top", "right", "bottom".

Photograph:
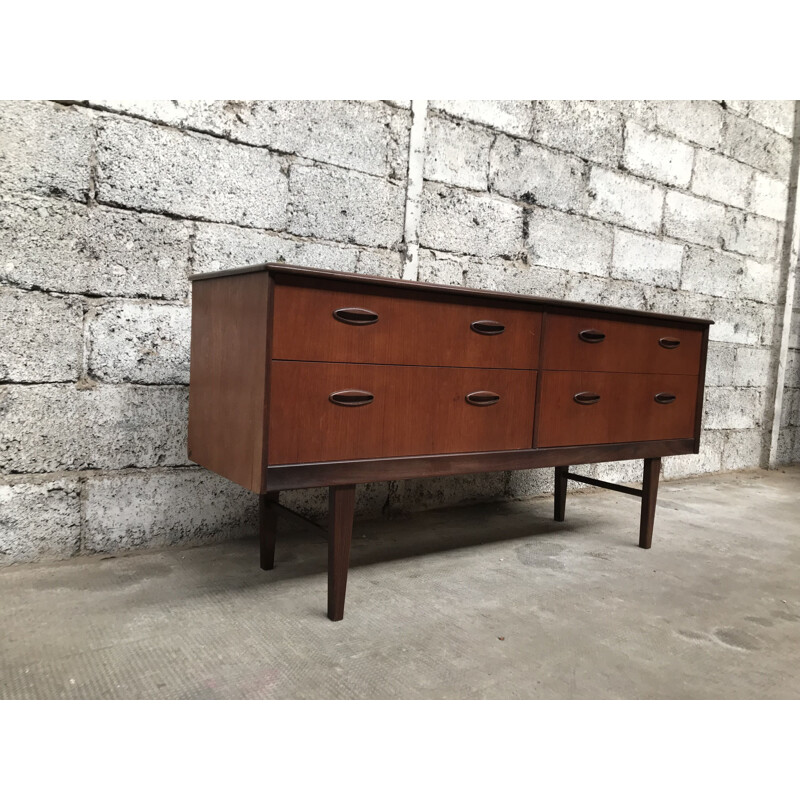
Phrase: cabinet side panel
[
  {"left": 693, "top": 325, "right": 710, "bottom": 453},
  {"left": 188, "top": 272, "right": 269, "bottom": 493}
]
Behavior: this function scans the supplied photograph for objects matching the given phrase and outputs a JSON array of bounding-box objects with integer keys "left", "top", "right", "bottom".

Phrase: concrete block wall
[{"left": 1, "top": 99, "right": 797, "bottom": 565}]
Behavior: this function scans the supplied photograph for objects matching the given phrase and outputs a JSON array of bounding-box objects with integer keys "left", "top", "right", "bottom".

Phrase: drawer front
[
  {"left": 271, "top": 280, "right": 541, "bottom": 369},
  {"left": 541, "top": 313, "right": 704, "bottom": 375},
  {"left": 268, "top": 361, "right": 537, "bottom": 465},
  {"left": 536, "top": 371, "right": 698, "bottom": 448}
]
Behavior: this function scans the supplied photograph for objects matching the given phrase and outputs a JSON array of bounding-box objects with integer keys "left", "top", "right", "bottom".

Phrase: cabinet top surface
[{"left": 190, "top": 262, "right": 714, "bottom": 326}]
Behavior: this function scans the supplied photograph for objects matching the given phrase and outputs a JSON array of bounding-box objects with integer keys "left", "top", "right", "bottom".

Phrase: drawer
[
  {"left": 268, "top": 361, "right": 537, "bottom": 464},
  {"left": 271, "top": 280, "right": 541, "bottom": 369},
  {"left": 541, "top": 313, "right": 703, "bottom": 375},
  {"left": 536, "top": 371, "right": 698, "bottom": 448}
]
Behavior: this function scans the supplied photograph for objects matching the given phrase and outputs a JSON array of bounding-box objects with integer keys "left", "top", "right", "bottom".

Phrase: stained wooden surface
[
  {"left": 639, "top": 457, "right": 661, "bottom": 549},
  {"left": 191, "top": 261, "right": 714, "bottom": 326},
  {"left": 187, "top": 272, "right": 269, "bottom": 493},
  {"left": 259, "top": 492, "right": 279, "bottom": 570},
  {"left": 264, "top": 439, "right": 696, "bottom": 491},
  {"left": 271, "top": 279, "right": 542, "bottom": 370},
  {"left": 328, "top": 484, "right": 355, "bottom": 622},
  {"left": 268, "top": 361, "right": 537, "bottom": 464},
  {"left": 536, "top": 371, "right": 698, "bottom": 447},
  {"left": 541, "top": 313, "right": 704, "bottom": 375}
]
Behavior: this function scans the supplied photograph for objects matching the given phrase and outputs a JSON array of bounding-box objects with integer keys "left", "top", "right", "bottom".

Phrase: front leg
[
  {"left": 259, "top": 491, "right": 279, "bottom": 570},
  {"left": 638, "top": 457, "right": 661, "bottom": 549},
  {"left": 328, "top": 484, "right": 356, "bottom": 621}
]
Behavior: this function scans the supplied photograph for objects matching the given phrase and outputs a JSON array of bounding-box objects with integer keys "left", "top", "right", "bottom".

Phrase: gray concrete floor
[{"left": 1, "top": 467, "right": 799, "bottom": 699}]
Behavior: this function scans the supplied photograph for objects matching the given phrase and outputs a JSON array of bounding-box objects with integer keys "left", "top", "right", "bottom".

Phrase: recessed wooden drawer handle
[
  {"left": 470, "top": 320, "right": 505, "bottom": 335},
  {"left": 329, "top": 389, "right": 374, "bottom": 407},
  {"left": 466, "top": 391, "right": 500, "bottom": 406},
  {"left": 659, "top": 337, "right": 681, "bottom": 349},
  {"left": 574, "top": 391, "right": 601, "bottom": 405},
  {"left": 578, "top": 329, "right": 605, "bottom": 343},
  {"left": 654, "top": 392, "right": 676, "bottom": 404},
  {"left": 332, "top": 307, "right": 379, "bottom": 325}
]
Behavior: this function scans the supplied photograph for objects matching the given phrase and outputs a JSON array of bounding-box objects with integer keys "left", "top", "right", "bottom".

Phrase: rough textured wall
[{"left": 0, "top": 99, "right": 797, "bottom": 565}]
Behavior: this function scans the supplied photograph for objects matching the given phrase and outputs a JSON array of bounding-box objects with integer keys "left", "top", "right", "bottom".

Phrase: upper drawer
[
  {"left": 271, "top": 280, "right": 542, "bottom": 369},
  {"left": 541, "top": 313, "right": 704, "bottom": 375}
]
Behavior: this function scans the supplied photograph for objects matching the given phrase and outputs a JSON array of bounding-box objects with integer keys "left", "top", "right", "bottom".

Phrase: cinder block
[
  {"left": 417, "top": 250, "right": 465, "bottom": 286},
  {"left": 289, "top": 163, "right": 405, "bottom": 249},
  {"left": 0, "top": 289, "right": 82, "bottom": 382},
  {"left": 703, "top": 387, "right": 764, "bottom": 429},
  {"left": 83, "top": 468, "right": 256, "bottom": 553},
  {"left": 750, "top": 172, "right": 788, "bottom": 221},
  {"left": 661, "top": 430, "right": 724, "bottom": 479},
  {"left": 0, "top": 479, "right": 81, "bottom": 564},
  {"left": 0, "top": 384, "right": 189, "bottom": 474},
  {"left": 424, "top": 115, "right": 492, "bottom": 191},
  {"left": 429, "top": 100, "right": 534, "bottom": 137},
  {"left": 705, "top": 297, "right": 764, "bottom": 346},
  {"left": 726, "top": 101, "right": 751, "bottom": 115},
  {"left": 394, "top": 472, "right": 507, "bottom": 514},
  {"left": 462, "top": 258, "right": 567, "bottom": 299},
  {"left": 780, "top": 388, "right": 800, "bottom": 428},
  {"left": 704, "top": 342, "right": 736, "bottom": 386},
  {"left": 663, "top": 191, "right": 726, "bottom": 248},
  {"left": 279, "top": 482, "right": 390, "bottom": 522},
  {"left": 0, "top": 194, "right": 190, "bottom": 300},
  {"left": 680, "top": 246, "right": 744, "bottom": 299},
  {"left": 587, "top": 167, "right": 664, "bottom": 234},
  {"left": 489, "top": 135, "right": 587, "bottom": 212},
  {"left": 784, "top": 349, "right": 800, "bottom": 389},
  {"left": 525, "top": 207, "right": 612, "bottom": 276},
  {"left": 601, "top": 101, "right": 656, "bottom": 128},
  {"left": 622, "top": 121, "right": 694, "bottom": 188},
  {"left": 611, "top": 229, "right": 683, "bottom": 289},
  {"left": 720, "top": 429, "right": 764, "bottom": 471},
  {"left": 691, "top": 150, "right": 753, "bottom": 209},
  {"left": 562, "top": 274, "right": 647, "bottom": 310},
  {"left": 733, "top": 346, "right": 772, "bottom": 388},
  {"left": 531, "top": 101, "right": 623, "bottom": 166},
  {"left": 654, "top": 101, "right": 723, "bottom": 149},
  {"left": 96, "top": 115, "right": 289, "bottom": 228},
  {"left": 746, "top": 100, "right": 795, "bottom": 138},
  {"left": 192, "top": 222, "right": 401, "bottom": 278},
  {"left": 0, "top": 100, "right": 92, "bottom": 201},
  {"left": 419, "top": 183, "right": 523, "bottom": 259},
  {"left": 791, "top": 310, "right": 800, "bottom": 350},
  {"left": 87, "top": 302, "right": 190, "bottom": 384},
  {"left": 774, "top": 427, "right": 799, "bottom": 465},
  {"left": 741, "top": 258, "right": 779, "bottom": 304},
  {"left": 507, "top": 468, "right": 553, "bottom": 499},
  {"left": 722, "top": 210, "right": 779, "bottom": 262},
  {"left": 722, "top": 115, "right": 792, "bottom": 180}
]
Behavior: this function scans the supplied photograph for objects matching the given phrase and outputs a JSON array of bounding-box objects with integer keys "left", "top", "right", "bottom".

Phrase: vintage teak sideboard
[{"left": 188, "top": 263, "right": 712, "bottom": 621}]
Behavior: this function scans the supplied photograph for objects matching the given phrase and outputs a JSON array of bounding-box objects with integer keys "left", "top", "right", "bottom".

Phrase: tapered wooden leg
[
  {"left": 639, "top": 458, "right": 661, "bottom": 549},
  {"left": 259, "top": 491, "right": 279, "bottom": 570},
  {"left": 554, "top": 465, "right": 569, "bottom": 522},
  {"left": 328, "top": 484, "right": 356, "bottom": 621}
]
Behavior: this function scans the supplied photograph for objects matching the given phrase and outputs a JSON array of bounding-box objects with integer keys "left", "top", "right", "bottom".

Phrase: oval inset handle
[
  {"left": 579, "top": 329, "right": 605, "bottom": 343},
  {"left": 332, "top": 307, "right": 379, "bottom": 326},
  {"left": 466, "top": 391, "right": 500, "bottom": 406},
  {"left": 470, "top": 320, "right": 505, "bottom": 335},
  {"left": 655, "top": 392, "right": 676, "bottom": 404},
  {"left": 659, "top": 337, "right": 681, "bottom": 349},
  {"left": 574, "top": 392, "right": 601, "bottom": 405},
  {"left": 329, "top": 389, "right": 374, "bottom": 407}
]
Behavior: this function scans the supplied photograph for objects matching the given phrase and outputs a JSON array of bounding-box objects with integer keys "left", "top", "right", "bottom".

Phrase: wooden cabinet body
[{"left": 188, "top": 263, "right": 712, "bottom": 620}]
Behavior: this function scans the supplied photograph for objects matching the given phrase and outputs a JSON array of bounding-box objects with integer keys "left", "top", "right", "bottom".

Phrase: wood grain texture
[
  {"left": 541, "top": 313, "right": 704, "bottom": 375},
  {"left": 191, "top": 262, "right": 714, "bottom": 326},
  {"left": 639, "top": 457, "right": 661, "bottom": 549},
  {"left": 268, "top": 361, "right": 537, "bottom": 464},
  {"left": 271, "top": 279, "right": 542, "bottom": 370},
  {"left": 187, "top": 272, "right": 269, "bottom": 493},
  {"left": 328, "top": 484, "right": 355, "bottom": 621},
  {"left": 536, "top": 371, "right": 699, "bottom": 448},
  {"left": 264, "top": 439, "right": 696, "bottom": 491}
]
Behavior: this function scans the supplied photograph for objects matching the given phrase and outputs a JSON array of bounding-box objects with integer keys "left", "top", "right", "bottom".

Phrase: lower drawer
[
  {"left": 536, "top": 371, "right": 698, "bottom": 447},
  {"left": 268, "top": 361, "right": 537, "bottom": 464}
]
